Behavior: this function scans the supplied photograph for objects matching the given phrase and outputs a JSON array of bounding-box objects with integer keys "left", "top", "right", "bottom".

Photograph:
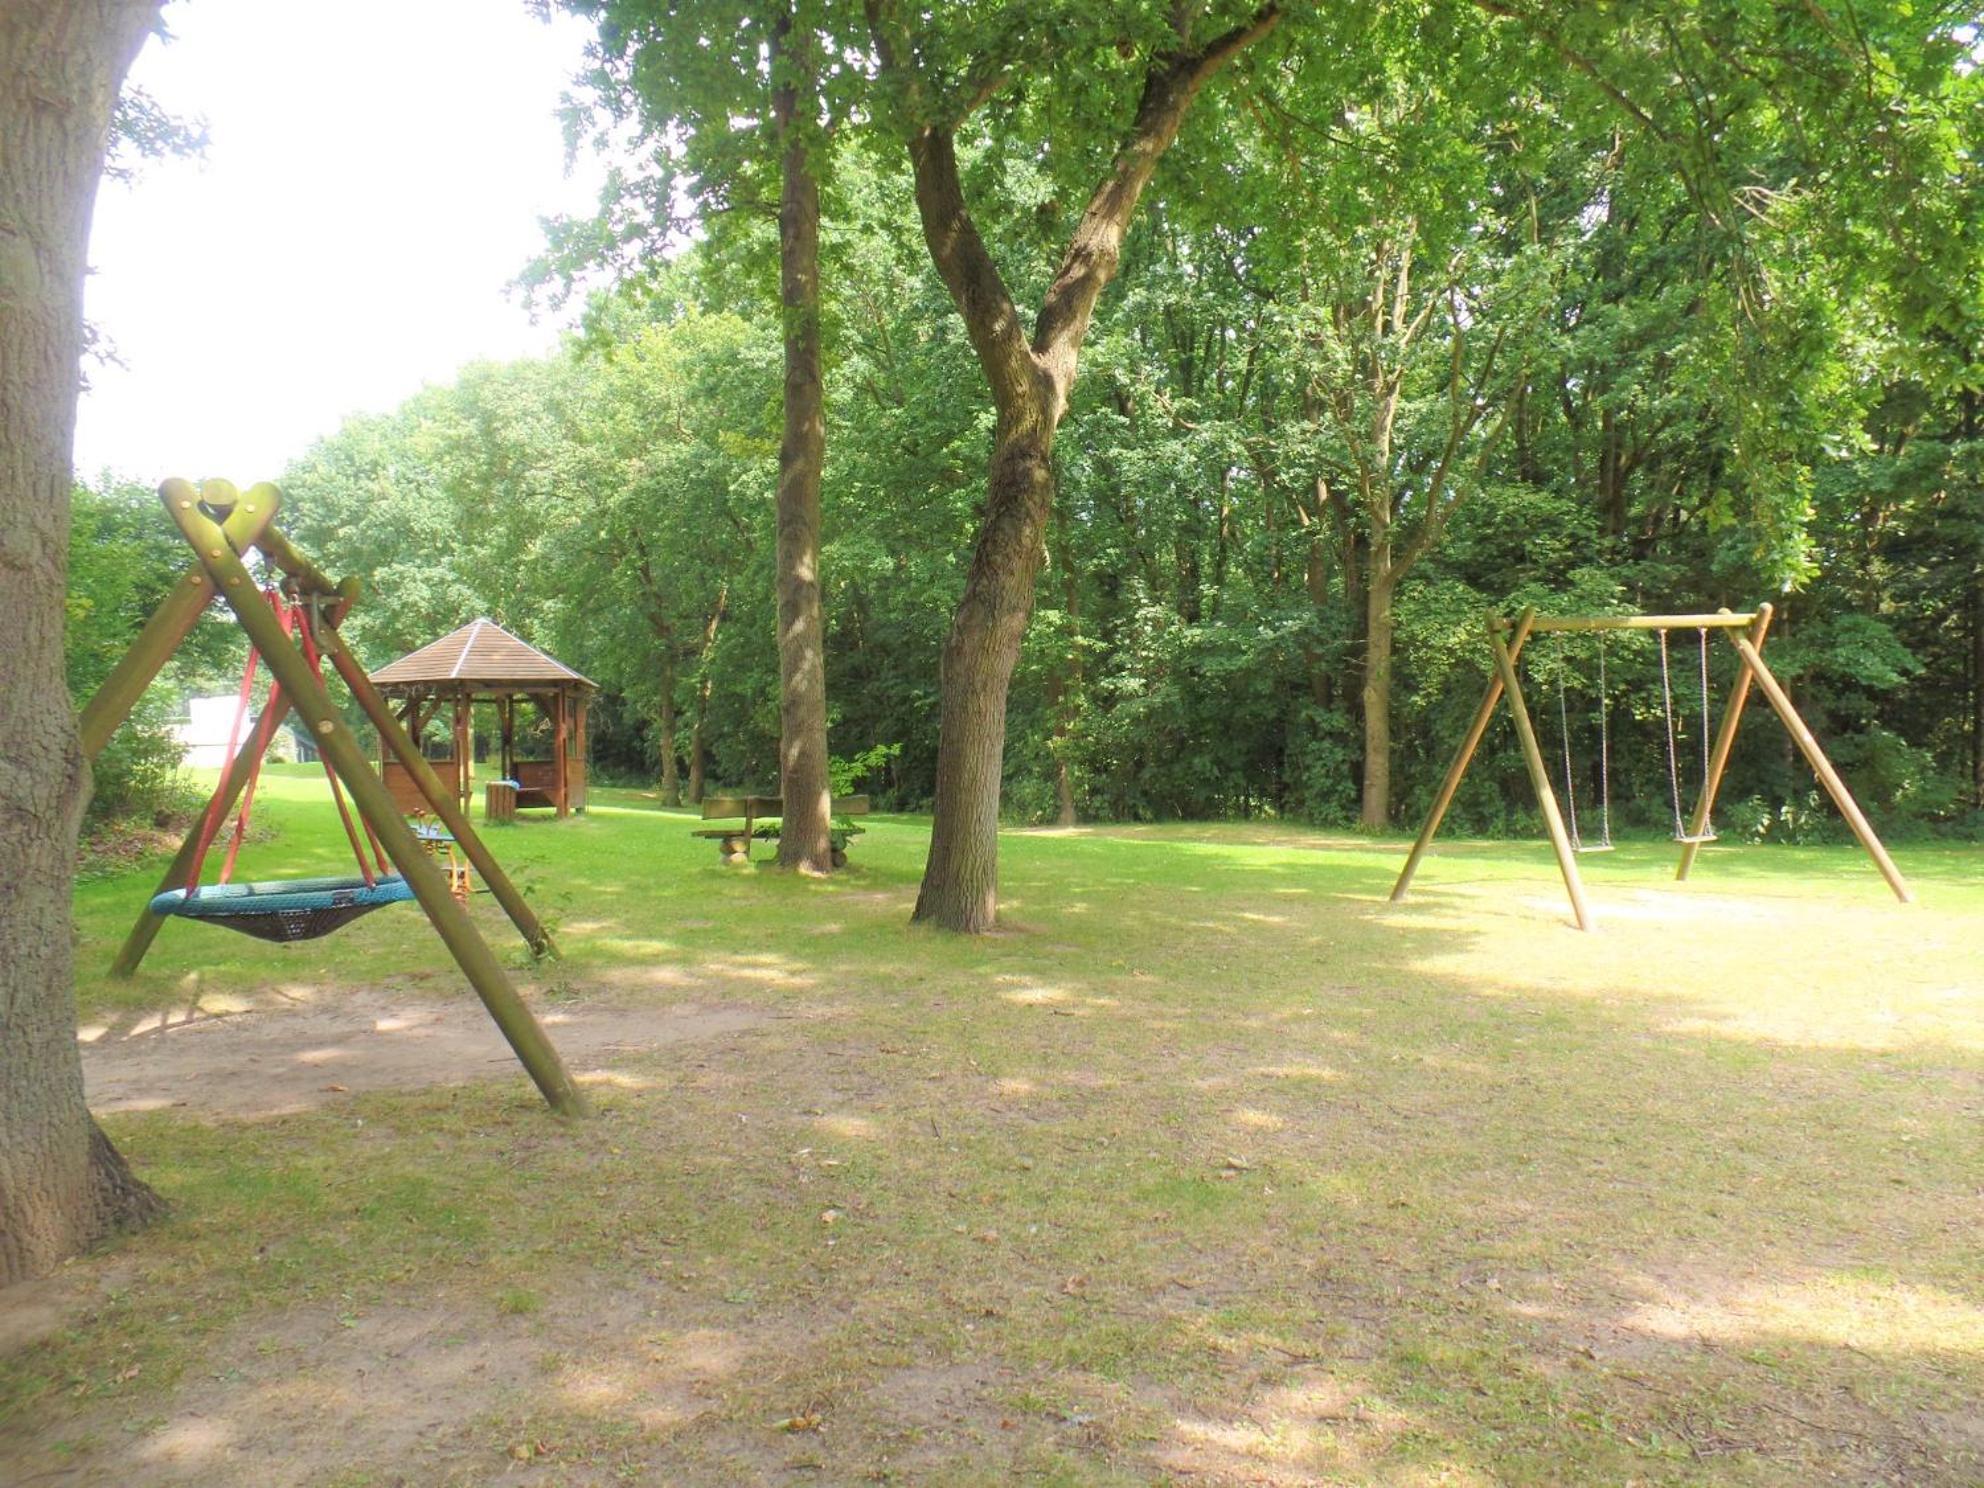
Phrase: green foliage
[
  {"left": 829, "top": 742, "right": 900, "bottom": 797},
  {"left": 65, "top": 479, "right": 224, "bottom": 833},
  {"left": 244, "top": 6, "right": 1984, "bottom": 837}
]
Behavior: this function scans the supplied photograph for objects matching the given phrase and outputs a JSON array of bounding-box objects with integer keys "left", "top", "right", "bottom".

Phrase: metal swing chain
[
  {"left": 1658, "top": 628, "right": 1688, "bottom": 839},
  {"left": 1555, "top": 641, "right": 1583, "bottom": 851},
  {"left": 1594, "top": 632, "right": 1612, "bottom": 848},
  {"left": 1693, "top": 625, "right": 1717, "bottom": 843}
]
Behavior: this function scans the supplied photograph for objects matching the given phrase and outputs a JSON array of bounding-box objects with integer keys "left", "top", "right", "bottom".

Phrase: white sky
[{"left": 75, "top": 0, "right": 612, "bottom": 485}]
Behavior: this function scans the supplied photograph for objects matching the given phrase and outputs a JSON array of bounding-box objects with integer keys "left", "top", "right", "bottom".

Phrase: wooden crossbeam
[
  {"left": 1393, "top": 602, "right": 1911, "bottom": 929},
  {"left": 1492, "top": 612, "right": 1759, "bottom": 633}
]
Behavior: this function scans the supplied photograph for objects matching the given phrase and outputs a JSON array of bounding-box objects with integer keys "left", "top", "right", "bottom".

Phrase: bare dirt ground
[
  {"left": 78, "top": 987, "right": 765, "bottom": 1118},
  {"left": 11, "top": 837, "right": 1982, "bottom": 1487}
]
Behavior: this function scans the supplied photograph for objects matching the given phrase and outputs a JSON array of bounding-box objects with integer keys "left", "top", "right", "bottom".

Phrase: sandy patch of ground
[
  {"left": 4, "top": 1282, "right": 785, "bottom": 1488},
  {"left": 80, "top": 988, "right": 765, "bottom": 1118}
]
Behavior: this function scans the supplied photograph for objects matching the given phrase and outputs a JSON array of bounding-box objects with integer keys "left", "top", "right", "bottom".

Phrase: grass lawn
[{"left": 4, "top": 769, "right": 1980, "bottom": 1485}]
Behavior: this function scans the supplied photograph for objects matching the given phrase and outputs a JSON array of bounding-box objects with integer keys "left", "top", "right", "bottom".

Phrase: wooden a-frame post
[
  {"left": 1725, "top": 624, "right": 1913, "bottom": 903},
  {"left": 1488, "top": 612, "right": 1594, "bottom": 930},
  {"left": 107, "top": 686, "right": 296, "bottom": 978},
  {"left": 1391, "top": 604, "right": 1911, "bottom": 927},
  {"left": 1390, "top": 607, "right": 1592, "bottom": 929},
  {"left": 84, "top": 479, "right": 589, "bottom": 1116},
  {"left": 1675, "top": 605, "right": 1773, "bottom": 880},
  {"left": 1391, "top": 609, "right": 1537, "bottom": 905},
  {"left": 106, "top": 596, "right": 561, "bottom": 971},
  {"left": 316, "top": 615, "right": 560, "bottom": 956}
]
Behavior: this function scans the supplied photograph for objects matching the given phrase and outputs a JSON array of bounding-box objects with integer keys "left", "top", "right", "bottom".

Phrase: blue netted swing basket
[{"left": 150, "top": 874, "right": 415, "bottom": 943}]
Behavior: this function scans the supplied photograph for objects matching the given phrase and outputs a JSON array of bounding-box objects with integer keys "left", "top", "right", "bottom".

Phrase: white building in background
[{"left": 172, "top": 696, "right": 298, "bottom": 768}]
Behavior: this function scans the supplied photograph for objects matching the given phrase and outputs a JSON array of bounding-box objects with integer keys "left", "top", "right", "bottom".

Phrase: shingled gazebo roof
[{"left": 370, "top": 618, "right": 595, "bottom": 693}]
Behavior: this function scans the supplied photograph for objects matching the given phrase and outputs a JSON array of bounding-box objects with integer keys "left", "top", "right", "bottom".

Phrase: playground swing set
[
  {"left": 77, "top": 478, "right": 589, "bottom": 1116},
  {"left": 1390, "top": 604, "right": 1913, "bottom": 931}
]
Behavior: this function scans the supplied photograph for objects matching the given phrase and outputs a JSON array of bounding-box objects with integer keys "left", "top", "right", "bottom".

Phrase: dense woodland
[
  {"left": 75, "top": 3, "right": 1984, "bottom": 852},
  {"left": 252, "top": 2, "right": 1984, "bottom": 849}
]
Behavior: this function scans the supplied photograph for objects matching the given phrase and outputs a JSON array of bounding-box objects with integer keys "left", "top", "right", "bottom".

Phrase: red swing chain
[
  {"left": 216, "top": 593, "right": 299, "bottom": 885},
  {"left": 297, "top": 596, "right": 390, "bottom": 883},
  {"left": 183, "top": 589, "right": 389, "bottom": 894},
  {"left": 184, "top": 592, "right": 278, "bottom": 895}
]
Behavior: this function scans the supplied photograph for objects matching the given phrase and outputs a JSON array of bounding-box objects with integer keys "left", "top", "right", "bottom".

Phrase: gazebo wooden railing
[{"left": 369, "top": 618, "right": 595, "bottom": 819}]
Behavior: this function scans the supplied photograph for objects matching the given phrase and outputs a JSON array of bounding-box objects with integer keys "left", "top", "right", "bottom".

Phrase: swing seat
[
  {"left": 1672, "top": 830, "right": 1719, "bottom": 845},
  {"left": 1573, "top": 842, "right": 1615, "bottom": 854},
  {"left": 150, "top": 874, "right": 414, "bottom": 943}
]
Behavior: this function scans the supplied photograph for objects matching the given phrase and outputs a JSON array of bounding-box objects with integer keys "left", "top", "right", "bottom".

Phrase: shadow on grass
[{"left": 32, "top": 786, "right": 1980, "bottom": 1483}]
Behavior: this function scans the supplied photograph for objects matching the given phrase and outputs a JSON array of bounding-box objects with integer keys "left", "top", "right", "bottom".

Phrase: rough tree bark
[
  {"left": 1047, "top": 492, "right": 1080, "bottom": 826},
  {"left": 687, "top": 708, "right": 708, "bottom": 804},
  {"left": 0, "top": 0, "right": 167, "bottom": 1289},
  {"left": 1360, "top": 568, "right": 1396, "bottom": 829},
  {"left": 869, "top": 1, "right": 1282, "bottom": 930},
  {"left": 770, "top": 5, "right": 834, "bottom": 873}
]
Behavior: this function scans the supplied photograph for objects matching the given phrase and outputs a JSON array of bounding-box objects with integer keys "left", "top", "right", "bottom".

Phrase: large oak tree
[
  {"left": 0, "top": 0, "right": 166, "bottom": 1288},
  {"left": 865, "top": 0, "right": 1282, "bottom": 931},
  {"left": 551, "top": 0, "right": 841, "bottom": 871}
]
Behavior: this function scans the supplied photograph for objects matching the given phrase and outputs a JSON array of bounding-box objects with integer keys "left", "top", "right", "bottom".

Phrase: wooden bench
[{"left": 694, "top": 795, "right": 869, "bottom": 866}]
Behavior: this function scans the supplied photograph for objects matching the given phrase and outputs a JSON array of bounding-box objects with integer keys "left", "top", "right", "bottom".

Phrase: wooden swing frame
[
  {"left": 1389, "top": 604, "right": 1912, "bottom": 931},
  {"left": 77, "top": 479, "right": 590, "bottom": 1116}
]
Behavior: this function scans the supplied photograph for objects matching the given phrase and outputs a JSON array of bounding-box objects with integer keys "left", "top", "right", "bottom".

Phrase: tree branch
[
  {"left": 868, "top": 0, "right": 1036, "bottom": 413},
  {"left": 905, "top": 124, "right": 1038, "bottom": 413},
  {"left": 1394, "top": 330, "right": 1514, "bottom": 578},
  {"left": 1470, "top": 0, "right": 1671, "bottom": 143},
  {"left": 1032, "top": 5, "right": 1282, "bottom": 388}
]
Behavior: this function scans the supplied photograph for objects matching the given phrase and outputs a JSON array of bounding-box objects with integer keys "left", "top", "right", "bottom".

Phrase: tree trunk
[
  {"left": 877, "top": 5, "right": 1281, "bottom": 929},
  {"left": 687, "top": 583, "right": 727, "bottom": 805},
  {"left": 687, "top": 706, "right": 708, "bottom": 805},
  {"left": 913, "top": 420, "right": 1057, "bottom": 930},
  {"left": 1, "top": 0, "right": 167, "bottom": 1290},
  {"left": 656, "top": 651, "right": 681, "bottom": 807},
  {"left": 1305, "top": 533, "right": 1331, "bottom": 706},
  {"left": 1359, "top": 571, "right": 1396, "bottom": 830},
  {"left": 770, "top": 6, "right": 833, "bottom": 874}
]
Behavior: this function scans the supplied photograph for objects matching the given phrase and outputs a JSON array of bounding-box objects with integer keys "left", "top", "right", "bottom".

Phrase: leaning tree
[{"left": 864, "top": 0, "right": 1283, "bottom": 931}]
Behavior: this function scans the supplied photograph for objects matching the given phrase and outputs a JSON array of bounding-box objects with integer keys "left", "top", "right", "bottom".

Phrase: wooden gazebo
[{"left": 370, "top": 618, "right": 595, "bottom": 818}]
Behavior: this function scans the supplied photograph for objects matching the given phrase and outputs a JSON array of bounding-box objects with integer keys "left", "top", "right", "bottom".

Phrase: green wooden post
[
  {"left": 162, "top": 482, "right": 591, "bottom": 1116},
  {"left": 76, "top": 486, "right": 276, "bottom": 759}
]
